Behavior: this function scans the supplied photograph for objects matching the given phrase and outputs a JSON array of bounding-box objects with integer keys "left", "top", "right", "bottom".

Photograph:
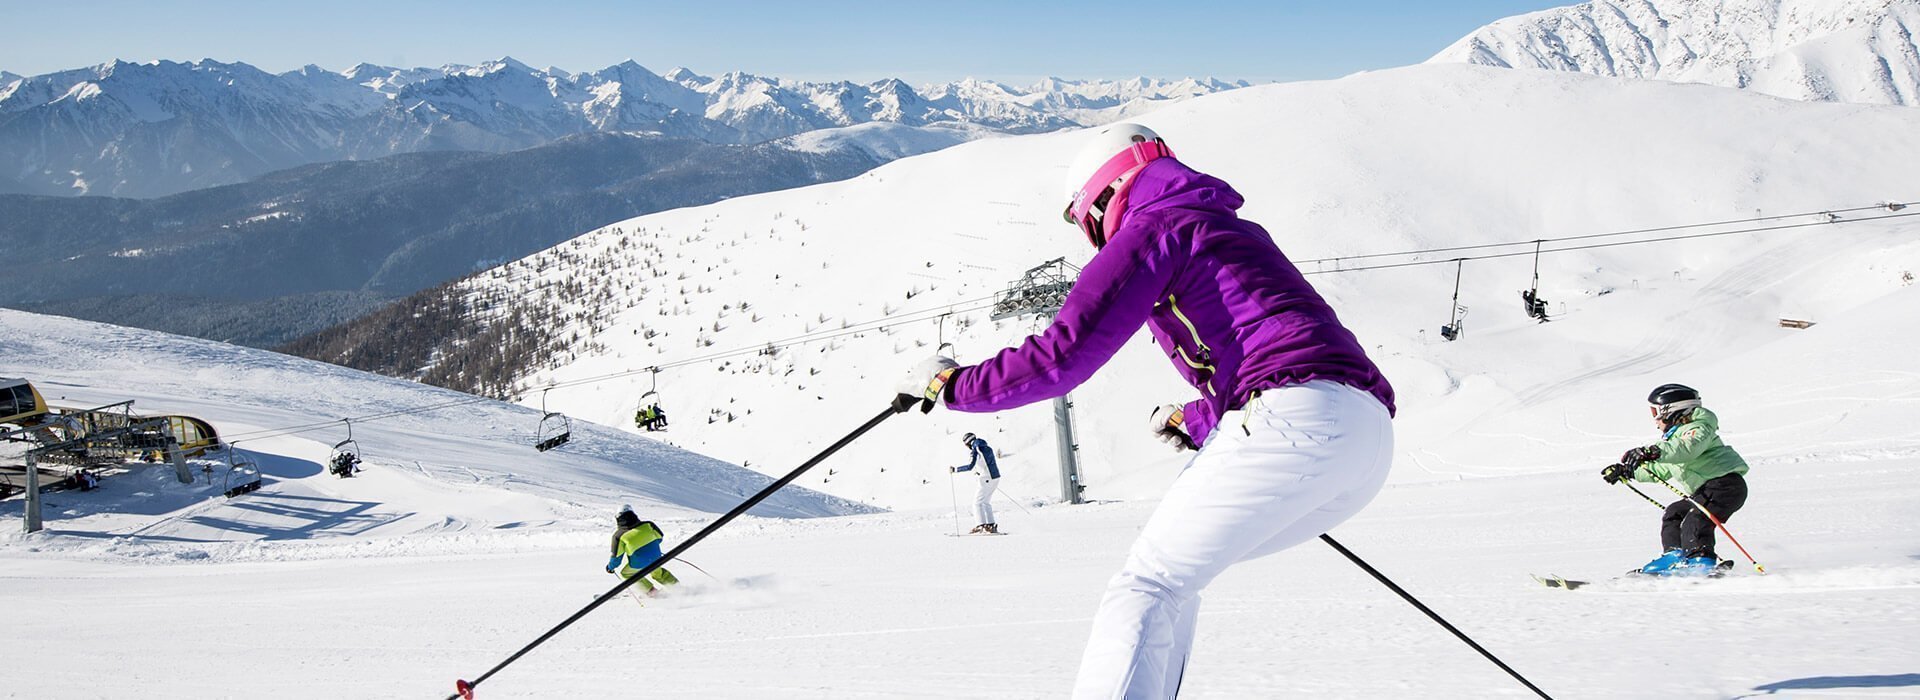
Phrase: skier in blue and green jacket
[
  {"left": 1603, "top": 384, "right": 1750, "bottom": 575},
  {"left": 606, "top": 505, "right": 679, "bottom": 594}
]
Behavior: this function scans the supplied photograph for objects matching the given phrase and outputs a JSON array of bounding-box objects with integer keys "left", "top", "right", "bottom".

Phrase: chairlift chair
[
  {"left": 535, "top": 389, "right": 572, "bottom": 451},
  {"left": 633, "top": 368, "right": 669, "bottom": 432},
  {"left": 1440, "top": 259, "right": 1467, "bottom": 342},
  {"left": 535, "top": 412, "right": 573, "bottom": 451},
  {"left": 328, "top": 420, "right": 363, "bottom": 477},
  {"left": 1520, "top": 241, "right": 1551, "bottom": 322},
  {"left": 224, "top": 446, "right": 262, "bottom": 497}
]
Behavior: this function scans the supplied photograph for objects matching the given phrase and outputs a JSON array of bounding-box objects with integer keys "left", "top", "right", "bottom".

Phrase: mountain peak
[
  {"left": 485, "top": 56, "right": 535, "bottom": 73},
  {"left": 1428, "top": 0, "right": 1920, "bottom": 106}
]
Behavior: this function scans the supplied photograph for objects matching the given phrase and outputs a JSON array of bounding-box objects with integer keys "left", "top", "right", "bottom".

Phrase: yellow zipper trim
[{"left": 1165, "top": 295, "right": 1218, "bottom": 397}]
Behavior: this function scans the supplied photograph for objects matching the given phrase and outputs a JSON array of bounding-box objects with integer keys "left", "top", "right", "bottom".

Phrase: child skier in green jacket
[
  {"left": 606, "top": 505, "right": 679, "bottom": 594},
  {"left": 1603, "top": 384, "right": 1750, "bottom": 575}
]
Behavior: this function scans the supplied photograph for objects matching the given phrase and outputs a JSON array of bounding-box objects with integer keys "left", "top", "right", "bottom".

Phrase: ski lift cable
[
  {"left": 222, "top": 395, "right": 499, "bottom": 444},
  {"left": 1304, "top": 208, "right": 1920, "bottom": 277},
  {"left": 1295, "top": 200, "right": 1911, "bottom": 266},
  {"left": 213, "top": 296, "right": 1000, "bottom": 446},
  {"left": 207, "top": 203, "right": 1918, "bottom": 450}
]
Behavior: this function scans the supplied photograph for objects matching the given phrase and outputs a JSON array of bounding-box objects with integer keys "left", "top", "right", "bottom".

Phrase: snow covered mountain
[
  {"left": 0, "top": 57, "right": 1246, "bottom": 197},
  {"left": 6, "top": 62, "right": 1920, "bottom": 699},
  {"left": 1429, "top": 0, "right": 1920, "bottom": 106},
  {"left": 437, "top": 63, "right": 1920, "bottom": 514}
]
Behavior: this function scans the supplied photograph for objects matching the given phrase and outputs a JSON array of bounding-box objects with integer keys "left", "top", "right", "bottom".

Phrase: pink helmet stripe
[{"left": 1068, "top": 139, "right": 1174, "bottom": 224}]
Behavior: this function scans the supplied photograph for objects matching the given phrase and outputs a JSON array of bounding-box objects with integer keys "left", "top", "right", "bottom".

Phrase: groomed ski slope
[
  {"left": 2, "top": 63, "right": 1919, "bottom": 697},
  {"left": 3, "top": 451, "right": 1915, "bottom": 697}
]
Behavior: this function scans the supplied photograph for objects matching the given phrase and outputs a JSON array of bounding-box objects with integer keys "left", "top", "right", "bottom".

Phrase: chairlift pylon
[
  {"left": 535, "top": 389, "right": 573, "bottom": 452},
  {"left": 328, "top": 420, "right": 363, "bottom": 478}
]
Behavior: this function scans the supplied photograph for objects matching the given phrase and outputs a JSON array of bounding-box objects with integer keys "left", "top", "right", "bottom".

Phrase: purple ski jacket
[{"left": 944, "top": 158, "right": 1394, "bottom": 445}]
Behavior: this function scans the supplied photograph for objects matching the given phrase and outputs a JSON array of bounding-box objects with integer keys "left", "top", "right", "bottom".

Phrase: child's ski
[{"left": 1529, "top": 573, "right": 1589, "bottom": 590}]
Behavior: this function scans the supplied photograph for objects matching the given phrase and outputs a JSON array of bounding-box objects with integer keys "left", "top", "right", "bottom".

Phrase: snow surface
[{"left": 5, "top": 63, "right": 1920, "bottom": 698}]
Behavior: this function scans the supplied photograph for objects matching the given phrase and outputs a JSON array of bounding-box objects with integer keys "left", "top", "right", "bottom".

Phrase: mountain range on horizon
[{"left": 0, "top": 56, "right": 1248, "bottom": 198}]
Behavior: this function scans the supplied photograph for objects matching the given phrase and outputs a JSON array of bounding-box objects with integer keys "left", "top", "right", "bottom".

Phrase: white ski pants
[
  {"left": 975, "top": 475, "right": 999, "bottom": 525},
  {"left": 1071, "top": 380, "right": 1394, "bottom": 700}
]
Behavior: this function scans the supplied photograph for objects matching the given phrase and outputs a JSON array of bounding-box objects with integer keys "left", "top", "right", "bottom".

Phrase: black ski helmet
[
  {"left": 961, "top": 432, "right": 976, "bottom": 446},
  {"left": 1648, "top": 383, "right": 1702, "bottom": 421},
  {"left": 616, "top": 504, "right": 639, "bottom": 527}
]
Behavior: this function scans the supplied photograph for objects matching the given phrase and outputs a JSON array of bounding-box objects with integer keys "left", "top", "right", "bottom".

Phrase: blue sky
[{"left": 1, "top": 0, "right": 1561, "bottom": 83}]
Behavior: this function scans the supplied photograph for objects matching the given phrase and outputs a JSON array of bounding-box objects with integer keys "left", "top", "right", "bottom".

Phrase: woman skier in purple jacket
[{"left": 897, "top": 123, "right": 1397, "bottom": 698}]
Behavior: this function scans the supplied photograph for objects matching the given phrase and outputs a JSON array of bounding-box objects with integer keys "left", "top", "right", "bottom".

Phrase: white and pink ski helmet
[{"left": 1061, "top": 123, "right": 1173, "bottom": 248}]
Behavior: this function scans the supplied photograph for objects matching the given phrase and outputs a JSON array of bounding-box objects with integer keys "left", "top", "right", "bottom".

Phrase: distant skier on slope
[
  {"left": 606, "top": 505, "right": 679, "bottom": 595},
  {"left": 895, "top": 123, "right": 1396, "bottom": 698},
  {"left": 1603, "top": 384, "right": 1750, "bottom": 576},
  {"left": 951, "top": 432, "right": 1001, "bottom": 534}
]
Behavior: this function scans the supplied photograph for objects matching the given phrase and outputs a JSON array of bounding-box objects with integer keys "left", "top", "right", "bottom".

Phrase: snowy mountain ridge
[
  {"left": 0, "top": 57, "right": 1248, "bottom": 197},
  {"left": 1429, "top": 0, "right": 1920, "bottom": 105}
]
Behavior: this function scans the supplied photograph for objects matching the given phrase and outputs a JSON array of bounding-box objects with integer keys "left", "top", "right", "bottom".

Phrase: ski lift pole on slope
[{"left": 449, "top": 401, "right": 905, "bottom": 700}]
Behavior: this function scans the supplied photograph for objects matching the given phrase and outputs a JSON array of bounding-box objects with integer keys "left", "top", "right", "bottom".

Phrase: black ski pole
[
  {"left": 449, "top": 403, "right": 901, "bottom": 700},
  {"left": 1617, "top": 479, "right": 1667, "bottom": 510},
  {"left": 1318, "top": 534, "right": 1553, "bottom": 700}
]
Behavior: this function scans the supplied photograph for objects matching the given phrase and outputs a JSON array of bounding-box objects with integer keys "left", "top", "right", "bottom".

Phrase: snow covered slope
[
  {"left": 467, "top": 63, "right": 1920, "bottom": 513},
  {"left": 0, "top": 308, "right": 870, "bottom": 558},
  {"left": 4, "top": 62, "right": 1919, "bottom": 700},
  {"left": 5, "top": 450, "right": 1916, "bottom": 698},
  {"left": 1430, "top": 0, "right": 1920, "bottom": 105}
]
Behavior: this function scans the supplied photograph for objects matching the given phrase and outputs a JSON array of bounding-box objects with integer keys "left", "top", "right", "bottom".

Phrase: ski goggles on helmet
[{"left": 1064, "top": 139, "right": 1173, "bottom": 248}]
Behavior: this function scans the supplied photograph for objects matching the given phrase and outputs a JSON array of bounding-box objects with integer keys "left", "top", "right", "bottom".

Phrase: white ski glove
[
  {"left": 1149, "top": 403, "right": 1198, "bottom": 451},
  {"left": 894, "top": 355, "right": 959, "bottom": 414}
]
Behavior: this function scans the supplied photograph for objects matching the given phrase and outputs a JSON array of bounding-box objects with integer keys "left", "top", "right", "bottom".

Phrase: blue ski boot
[
  {"left": 1668, "top": 555, "right": 1728, "bottom": 577},
  {"left": 1634, "top": 549, "right": 1687, "bottom": 575}
]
